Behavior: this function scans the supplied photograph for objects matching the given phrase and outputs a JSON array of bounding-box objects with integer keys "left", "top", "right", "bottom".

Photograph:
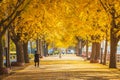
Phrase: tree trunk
[
  {"left": 46, "top": 43, "right": 48, "bottom": 56},
  {"left": 15, "top": 41, "right": 25, "bottom": 64},
  {"left": 8, "top": 31, "right": 11, "bottom": 68},
  {"left": 90, "top": 42, "right": 100, "bottom": 63},
  {"left": 30, "top": 41, "right": 32, "bottom": 53},
  {"left": 40, "top": 40, "right": 43, "bottom": 58},
  {"left": 43, "top": 42, "right": 48, "bottom": 57},
  {"left": 90, "top": 42, "right": 96, "bottom": 63},
  {"left": 43, "top": 41, "right": 46, "bottom": 57},
  {"left": 76, "top": 42, "right": 79, "bottom": 56},
  {"left": 109, "top": 13, "right": 119, "bottom": 68},
  {"left": 109, "top": 35, "right": 118, "bottom": 68},
  {"left": 86, "top": 40, "right": 89, "bottom": 60},
  {"left": 23, "top": 42, "right": 29, "bottom": 63},
  {"left": 95, "top": 43, "right": 100, "bottom": 62},
  {"left": 100, "top": 47, "right": 103, "bottom": 64},
  {"left": 79, "top": 40, "right": 83, "bottom": 56},
  {"left": 0, "top": 38, "right": 4, "bottom": 68},
  {"left": 103, "top": 40, "right": 108, "bottom": 65},
  {"left": 109, "top": 28, "right": 118, "bottom": 68},
  {"left": 76, "top": 40, "right": 82, "bottom": 56},
  {"left": 5, "top": 30, "right": 11, "bottom": 68},
  {"left": 36, "top": 39, "right": 40, "bottom": 54}
]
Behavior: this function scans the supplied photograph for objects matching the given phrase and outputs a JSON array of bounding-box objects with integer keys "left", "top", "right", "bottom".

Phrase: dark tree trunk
[
  {"left": 90, "top": 42, "right": 100, "bottom": 63},
  {"left": 109, "top": 35, "right": 118, "bottom": 68},
  {"left": 90, "top": 42, "right": 96, "bottom": 63},
  {"left": 5, "top": 31, "right": 11, "bottom": 68},
  {"left": 100, "top": 47, "right": 103, "bottom": 64},
  {"left": 109, "top": 12, "right": 119, "bottom": 68},
  {"left": 43, "top": 42, "right": 48, "bottom": 57},
  {"left": 86, "top": 40, "right": 89, "bottom": 60},
  {"left": 95, "top": 43, "right": 100, "bottom": 61},
  {"left": 0, "top": 38, "right": 4, "bottom": 68},
  {"left": 8, "top": 31, "right": 11, "bottom": 68},
  {"left": 30, "top": 41, "right": 32, "bottom": 53},
  {"left": 76, "top": 40, "right": 83, "bottom": 56},
  {"left": 15, "top": 41, "right": 25, "bottom": 65},
  {"left": 76, "top": 42, "right": 80, "bottom": 56},
  {"left": 99, "top": 0, "right": 120, "bottom": 68},
  {"left": 23, "top": 42, "right": 29, "bottom": 63},
  {"left": 109, "top": 28, "right": 118, "bottom": 68},
  {"left": 103, "top": 40, "right": 108, "bottom": 65},
  {"left": 36, "top": 39, "right": 40, "bottom": 54},
  {"left": 79, "top": 40, "right": 83, "bottom": 56},
  {"left": 40, "top": 40, "right": 43, "bottom": 58},
  {"left": 46, "top": 43, "right": 48, "bottom": 56}
]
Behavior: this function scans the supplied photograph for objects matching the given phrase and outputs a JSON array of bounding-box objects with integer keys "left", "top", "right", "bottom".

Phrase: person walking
[{"left": 34, "top": 51, "right": 40, "bottom": 67}]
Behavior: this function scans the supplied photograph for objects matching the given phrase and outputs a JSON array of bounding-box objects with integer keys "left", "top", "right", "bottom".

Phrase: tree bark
[
  {"left": 90, "top": 42, "right": 96, "bottom": 63},
  {"left": 8, "top": 31, "right": 11, "bottom": 68},
  {"left": 109, "top": 12, "right": 119, "bottom": 68},
  {"left": 79, "top": 40, "right": 83, "bottom": 56},
  {"left": 76, "top": 42, "right": 79, "bottom": 56},
  {"left": 86, "top": 40, "right": 89, "bottom": 60},
  {"left": 23, "top": 42, "right": 29, "bottom": 63},
  {"left": 43, "top": 42, "right": 48, "bottom": 57},
  {"left": 90, "top": 42, "right": 100, "bottom": 63},
  {"left": 99, "top": 0, "right": 120, "bottom": 68},
  {"left": 95, "top": 43, "right": 101, "bottom": 62},
  {"left": 15, "top": 41, "right": 25, "bottom": 64},
  {"left": 46, "top": 43, "right": 48, "bottom": 56},
  {"left": 76, "top": 40, "right": 83, "bottom": 56},
  {"left": 36, "top": 39, "right": 40, "bottom": 54},
  {"left": 40, "top": 40, "right": 43, "bottom": 58},
  {"left": 30, "top": 41, "right": 32, "bottom": 53},
  {"left": 0, "top": 38, "right": 4, "bottom": 68},
  {"left": 109, "top": 28, "right": 118, "bottom": 68},
  {"left": 103, "top": 39, "right": 108, "bottom": 65}
]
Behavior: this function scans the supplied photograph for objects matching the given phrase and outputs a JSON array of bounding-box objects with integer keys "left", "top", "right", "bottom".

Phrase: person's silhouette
[{"left": 34, "top": 51, "right": 40, "bottom": 67}]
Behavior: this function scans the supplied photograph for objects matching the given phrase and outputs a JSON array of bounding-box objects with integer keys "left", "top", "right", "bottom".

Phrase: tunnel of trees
[{"left": 0, "top": 0, "right": 120, "bottom": 74}]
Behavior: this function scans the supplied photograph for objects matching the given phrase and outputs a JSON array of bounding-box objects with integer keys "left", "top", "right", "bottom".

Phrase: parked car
[
  {"left": 48, "top": 49, "right": 54, "bottom": 55},
  {"left": 67, "top": 49, "right": 75, "bottom": 54}
]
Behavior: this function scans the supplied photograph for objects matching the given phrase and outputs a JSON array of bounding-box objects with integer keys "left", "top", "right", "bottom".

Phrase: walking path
[{"left": 3, "top": 54, "right": 120, "bottom": 80}]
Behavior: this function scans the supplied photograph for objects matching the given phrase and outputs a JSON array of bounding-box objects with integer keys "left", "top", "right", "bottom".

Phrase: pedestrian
[{"left": 34, "top": 51, "right": 40, "bottom": 67}]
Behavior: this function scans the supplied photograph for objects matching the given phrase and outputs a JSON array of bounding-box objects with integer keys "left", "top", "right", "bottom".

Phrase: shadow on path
[{"left": 3, "top": 54, "right": 120, "bottom": 80}]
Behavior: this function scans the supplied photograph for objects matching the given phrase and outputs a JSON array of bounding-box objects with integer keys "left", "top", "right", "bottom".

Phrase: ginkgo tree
[
  {"left": 97, "top": 0, "right": 120, "bottom": 68},
  {"left": 9, "top": 0, "right": 50, "bottom": 65},
  {"left": 1, "top": 0, "right": 120, "bottom": 71},
  {"left": 0, "top": 0, "right": 31, "bottom": 70}
]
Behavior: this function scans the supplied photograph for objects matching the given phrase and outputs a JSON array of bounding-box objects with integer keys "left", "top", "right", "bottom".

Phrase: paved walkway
[{"left": 3, "top": 54, "right": 120, "bottom": 80}]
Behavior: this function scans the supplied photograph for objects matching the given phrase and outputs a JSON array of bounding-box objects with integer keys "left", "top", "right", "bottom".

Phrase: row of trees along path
[{"left": 0, "top": 0, "right": 120, "bottom": 75}]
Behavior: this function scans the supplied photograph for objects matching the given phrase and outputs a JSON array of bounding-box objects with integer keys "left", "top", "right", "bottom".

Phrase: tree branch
[
  {"left": 1, "top": 11, "right": 21, "bottom": 36},
  {"left": 99, "top": 0, "right": 111, "bottom": 14},
  {"left": 0, "top": 0, "right": 25, "bottom": 25},
  {"left": 99, "top": 0, "right": 107, "bottom": 11},
  {"left": 1, "top": 0, "right": 31, "bottom": 36},
  {"left": 115, "top": 14, "right": 120, "bottom": 19}
]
